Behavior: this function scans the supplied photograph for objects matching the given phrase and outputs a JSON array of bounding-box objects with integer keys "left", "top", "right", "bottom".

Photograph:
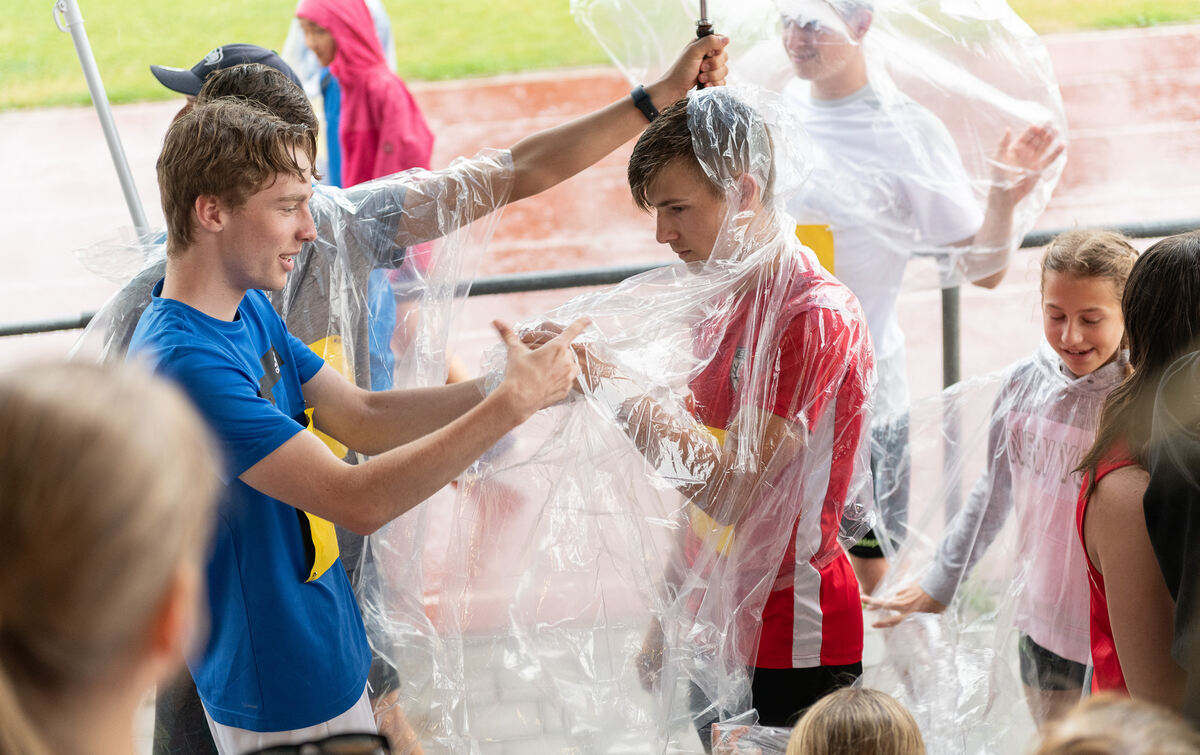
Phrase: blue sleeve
[{"left": 161, "top": 345, "right": 307, "bottom": 482}]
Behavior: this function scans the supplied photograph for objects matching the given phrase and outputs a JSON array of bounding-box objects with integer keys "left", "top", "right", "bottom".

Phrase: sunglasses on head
[{"left": 246, "top": 732, "right": 391, "bottom": 755}]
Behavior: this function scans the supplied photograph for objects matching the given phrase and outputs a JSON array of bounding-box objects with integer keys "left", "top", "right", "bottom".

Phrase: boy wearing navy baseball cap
[{"left": 151, "top": 43, "right": 303, "bottom": 97}]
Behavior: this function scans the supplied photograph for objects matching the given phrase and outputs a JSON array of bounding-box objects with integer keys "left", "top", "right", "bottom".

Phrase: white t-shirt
[{"left": 783, "top": 83, "right": 982, "bottom": 362}]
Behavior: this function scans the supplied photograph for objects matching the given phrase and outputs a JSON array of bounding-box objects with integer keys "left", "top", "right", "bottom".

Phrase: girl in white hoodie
[{"left": 866, "top": 230, "right": 1139, "bottom": 726}]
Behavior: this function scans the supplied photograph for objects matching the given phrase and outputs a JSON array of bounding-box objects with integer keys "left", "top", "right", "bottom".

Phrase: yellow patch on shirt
[
  {"left": 298, "top": 511, "right": 341, "bottom": 583},
  {"left": 796, "top": 224, "right": 835, "bottom": 274},
  {"left": 689, "top": 425, "right": 735, "bottom": 555},
  {"left": 299, "top": 335, "right": 351, "bottom": 582},
  {"left": 304, "top": 336, "right": 351, "bottom": 459}
]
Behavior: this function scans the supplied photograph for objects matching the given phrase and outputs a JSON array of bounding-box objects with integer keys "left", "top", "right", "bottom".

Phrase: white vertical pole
[{"left": 54, "top": 0, "right": 150, "bottom": 237}]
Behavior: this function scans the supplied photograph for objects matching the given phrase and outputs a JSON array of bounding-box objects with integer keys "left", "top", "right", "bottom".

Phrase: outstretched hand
[
  {"left": 861, "top": 583, "right": 947, "bottom": 629},
  {"left": 493, "top": 317, "right": 590, "bottom": 421},
  {"left": 990, "top": 123, "right": 1065, "bottom": 206},
  {"left": 520, "top": 322, "right": 616, "bottom": 392}
]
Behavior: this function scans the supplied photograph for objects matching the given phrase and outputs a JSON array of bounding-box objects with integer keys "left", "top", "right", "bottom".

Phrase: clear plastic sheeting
[
  {"left": 70, "top": 226, "right": 166, "bottom": 285},
  {"left": 574, "top": 0, "right": 1067, "bottom": 294},
  {"left": 863, "top": 342, "right": 1127, "bottom": 753},
  {"left": 72, "top": 149, "right": 513, "bottom": 390},
  {"left": 711, "top": 722, "right": 792, "bottom": 753},
  {"left": 410, "top": 87, "right": 874, "bottom": 752},
  {"left": 571, "top": 0, "right": 781, "bottom": 87}
]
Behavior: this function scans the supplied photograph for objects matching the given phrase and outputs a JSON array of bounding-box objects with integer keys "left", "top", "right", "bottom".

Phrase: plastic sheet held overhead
[
  {"left": 404, "top": 86, "right": 874, "bottom": 752},
  {"left": 863, "top": 341, "right": 1128, "bottom": 753},
  {"left": 573, "top": 0, "right": 1067, "bottom": 330}
]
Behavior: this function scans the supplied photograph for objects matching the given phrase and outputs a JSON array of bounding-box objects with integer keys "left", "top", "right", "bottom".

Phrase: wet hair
[
  {"left": 196, "top": 62, "right": 319, "bottom": 161},
  {"left": 0, "top": 362, "right": 219, "bottom": 754},
  {"left": 628, "top": 92, "right": 774, "bottom": 212},
  {"left": 628, "top": 98, "right": 716, "bottom": 210},
  {"left": 1033, "top": 694, "right": 1200, "bottom": 754},
  {"left": 786, "top": 687, "right": 925, "bottom": 755},
  {"left": 1078, "top": 231, "right": 1200, "bottom": 489},
  {"left": 158, "top": 98, "right": 316, "bottom": 254}
]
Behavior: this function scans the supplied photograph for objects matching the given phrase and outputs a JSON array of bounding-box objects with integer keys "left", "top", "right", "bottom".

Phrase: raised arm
[
  {"left": 390, "top": 35, "right": 729, "bottom": 246},
  {"left": 508, "top": 34, "right": 728, "bottom": 203},
  {"left": 962, "top": 124, "right": 1065, "bottom": 288},
  {"left": 240, "top": 319, "right": 589, "bottom": 536}
]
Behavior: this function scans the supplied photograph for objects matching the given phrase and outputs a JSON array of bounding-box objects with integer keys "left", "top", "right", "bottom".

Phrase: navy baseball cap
[{"left": 150, "top": 43, "right": 303, "bottom": 96}]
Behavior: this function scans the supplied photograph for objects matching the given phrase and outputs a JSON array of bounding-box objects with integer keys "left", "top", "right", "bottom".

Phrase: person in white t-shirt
[{"left": 778, "top": 0, "right": 1062, "bottom": 592}]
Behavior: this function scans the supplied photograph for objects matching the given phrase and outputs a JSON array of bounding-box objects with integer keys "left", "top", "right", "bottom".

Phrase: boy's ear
[
  {"left": 193, "top": 194, "right": 225, "bottom": 234},
  {"left": 736, "top": 174, "right": 761, "bottom": 211}
]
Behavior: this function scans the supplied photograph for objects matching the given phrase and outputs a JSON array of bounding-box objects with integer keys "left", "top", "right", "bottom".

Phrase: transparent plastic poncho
[
  {"left": 71, "top": 153, "right": 513, "bottom": 750},
  {"left": 862, "top": 341, "right": 1127, "bottom": 753},
  {"left": 403, "top": 86, "right": 874, "bottom": 752},
  {"left": 572, "top": 0, "right": 1067, "bottom": 301}
]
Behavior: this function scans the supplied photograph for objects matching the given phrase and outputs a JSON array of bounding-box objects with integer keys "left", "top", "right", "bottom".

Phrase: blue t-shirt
[{"left": 129, "top": 282, "right": 371, "bottom": 731}]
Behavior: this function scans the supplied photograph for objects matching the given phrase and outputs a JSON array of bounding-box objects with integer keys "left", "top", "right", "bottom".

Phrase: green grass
[
  {"left": 1, "top": 0, "right": 1197, "bottom": 110},
  {"left": 0, "top": 0, "right": 607, "bottom": 110},
  {"left": 389, "top": 0, "right": 606, "bottom": 80},
  {"left": 1010, "top": 0, "right": 1200, "bottom": 33}
]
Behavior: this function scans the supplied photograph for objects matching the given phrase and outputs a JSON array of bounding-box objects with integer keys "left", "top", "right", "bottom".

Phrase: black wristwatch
[{"left": 631, "top": 85, "right": 659, "bottom": 123}]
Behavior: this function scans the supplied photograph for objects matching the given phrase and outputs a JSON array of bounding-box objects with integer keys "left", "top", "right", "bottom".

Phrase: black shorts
[
  {"left": 848, "top": 527, "right": 888, "bottom": 559},
  {"left": 1018, "top": 633, "right": 1086, "bottom": 691},
  {"left": 689, "top": 663, "right": 863, "bottom": 752}
]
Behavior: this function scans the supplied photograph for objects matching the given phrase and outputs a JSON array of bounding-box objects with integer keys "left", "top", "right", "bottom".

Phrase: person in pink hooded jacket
[{"left": 297, "top": 0, "right": 434, "bottom": 186}]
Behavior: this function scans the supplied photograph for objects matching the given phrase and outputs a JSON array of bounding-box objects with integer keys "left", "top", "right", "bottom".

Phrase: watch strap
[{"left": 631, "top": 85, "right": 659, "bottom": 122}]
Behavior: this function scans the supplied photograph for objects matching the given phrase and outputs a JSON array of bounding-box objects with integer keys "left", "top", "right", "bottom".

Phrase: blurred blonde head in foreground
[
  {"left": 0, "top": 362, "right": 220, "bottom": 755},
  {"left": 1033, "top": 694, "right": 1200, "bottom": 754},
  {"left": 787, "top": 687, "right": 925, "bottom": 755}
]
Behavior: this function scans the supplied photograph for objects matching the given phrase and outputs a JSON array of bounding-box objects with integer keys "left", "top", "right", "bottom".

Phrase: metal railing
[{"left": 4, "top": 218, "right": 1197, "bottom": 386}]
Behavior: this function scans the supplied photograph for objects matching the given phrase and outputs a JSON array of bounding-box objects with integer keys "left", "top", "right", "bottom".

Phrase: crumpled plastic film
[
  {"left": 430, "top": 87, "right": 874, "bottom": 752},
  {"left": 574, "top": 0, "right": 1066, "bottom": 295},
  {"left": 571, "top": 0, "right": 782, "bottom": 87},
  {"left": 70, "top": 151, "right": 514, "bottom": 752},
  {"left": 863, "top": 341, "right": 1127, "bottom": 753},
  {"left": 711, "top": 722, "right": 792, "bottom": 753},
  {"left": 69, "top": 227, "right": 166, "bottom": 285},
  {"left": 72, "top": 149, "right": 512, "bottom": 380}
]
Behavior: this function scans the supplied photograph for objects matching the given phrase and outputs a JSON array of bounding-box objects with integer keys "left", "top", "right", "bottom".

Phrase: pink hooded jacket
[{"left": 297, "top": 0, "right": 434, "bottom": 186}]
